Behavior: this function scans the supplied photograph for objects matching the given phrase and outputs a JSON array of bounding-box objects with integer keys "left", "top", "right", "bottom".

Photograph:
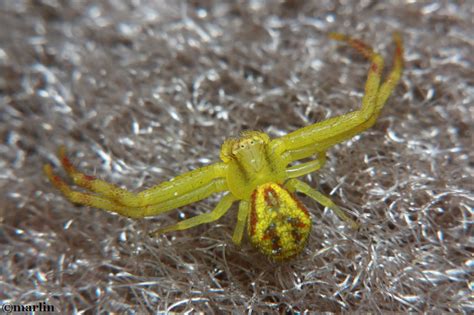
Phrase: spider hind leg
[{"left": 285, "top": 179, "right": 359, "bottom": 230}]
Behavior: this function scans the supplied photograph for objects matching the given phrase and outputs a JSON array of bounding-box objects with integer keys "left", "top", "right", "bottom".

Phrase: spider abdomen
[{"left": 248, "top": 182, "right": 312, "bottom": 260}]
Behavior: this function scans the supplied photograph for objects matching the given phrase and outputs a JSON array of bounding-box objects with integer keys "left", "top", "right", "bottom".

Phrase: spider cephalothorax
[
  {"left": 44, "top": 33, "right": 403, "bottom": 260},
  {"left": 220, "top": 131, "right": 285, "bottom": 198}
]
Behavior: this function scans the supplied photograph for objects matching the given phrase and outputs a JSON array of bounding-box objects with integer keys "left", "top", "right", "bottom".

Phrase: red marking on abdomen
[
  {"left": 272, "top": 240, "right": 281, "bottom": 251},
  {"left": 249, "top": 190, "right": 258, "bottom": 235},
  {"left": 263, "top": 187, "right": 279, "bottom": 208},
  {"left": 295, "top": 221, "right": 307, "bottom": 228},
  {"left": 292, "top": 194, "right": 310, "bottom": 216}
]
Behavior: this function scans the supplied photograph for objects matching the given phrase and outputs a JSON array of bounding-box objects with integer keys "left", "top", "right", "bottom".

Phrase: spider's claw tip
[
  {"left": 43, "top": 164, "right": 53, "bottom": 176},
  {"left": 57, "top": 145, "right": 67, "bottom": 158},
  {"left": 43, "top": 163, "right": 72, "bottom": 193},
  {"left": 392, "top": 31, "right": 402, "bottom": 41},
  {"left": 232, "top": 239, "right": 242, "bottom": 247},
  {"left": 349, "top": 220, "right": 361, "bottom": 231},
  {"left": 328, "top": 32, "right": 346, "bottom": 41},
  {"left": 149, "top": 229, "right": 164, "bottom": 238},
  {"left": 43, "top": 164, "right": 60, "bottom": 182},
  {"left": 57, "top": 146, "right": 76, "bottom": 173}
]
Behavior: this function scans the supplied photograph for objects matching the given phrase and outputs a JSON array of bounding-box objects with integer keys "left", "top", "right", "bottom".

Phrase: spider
[{"left": 44, "top": 33, "right": 403, "bottom": 261}]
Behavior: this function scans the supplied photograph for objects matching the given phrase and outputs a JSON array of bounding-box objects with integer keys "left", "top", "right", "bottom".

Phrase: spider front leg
[
  {"left": 44, "top": 146, "right": 228, "bottom": 218},
  {"left": 285, "top": 179, "right": 359, "bottom": 229},
  {"left": 270, "top": 32, "right": 403, "bottom": 160}
]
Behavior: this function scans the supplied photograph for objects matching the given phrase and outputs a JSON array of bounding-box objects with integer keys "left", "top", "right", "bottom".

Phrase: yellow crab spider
[{"left": 44, "top": 33, "right": 403, "bottom": 261}]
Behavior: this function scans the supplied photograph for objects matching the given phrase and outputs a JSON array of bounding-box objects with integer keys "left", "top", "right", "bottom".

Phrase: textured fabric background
[{"left": 1, "top": 0, "right": 472, "bottom": 313}]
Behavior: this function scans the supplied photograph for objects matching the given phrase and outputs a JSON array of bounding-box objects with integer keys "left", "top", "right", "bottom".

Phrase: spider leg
[
  {"left": 374, "top": 32, "right": 404, "bottom": 112},
  {"left": 150, "top": 194, "right": 236, "bottom": 236},
  {"left": 44, "top": 164, "right": 227, "bottom": 218},
  {"left": 281, "top": 142, "right": 325, "bottom": 165},
  {"left": 271, "top": 33, "right": 403, "bottom": 161},
  {"left": 232, "top": 200, "right": 250, "bottom": 245},
  {"left": 285, "top": 179, "right": 359, "bottom": 229},
  {"left": 45, "top": 146, "right": 227, "bottom": 207},
  {"left": 286, "top": 153, "right": 326, "bottom": 179}
]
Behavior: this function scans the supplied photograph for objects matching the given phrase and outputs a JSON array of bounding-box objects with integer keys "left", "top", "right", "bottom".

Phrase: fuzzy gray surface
[{"left": 1, "top": 0, "right": 473, "bottom": 313}]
